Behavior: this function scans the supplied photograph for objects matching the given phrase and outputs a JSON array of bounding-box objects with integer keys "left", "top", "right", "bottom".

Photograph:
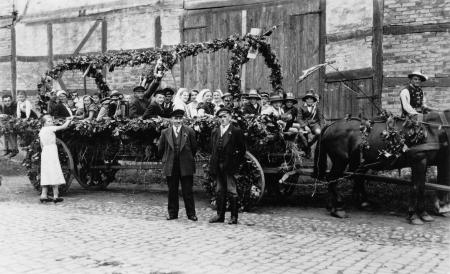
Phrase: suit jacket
[
  {"left": 142, "top": 102, "right": 164, "bottom": 119},
  {"left": 0, "top": 102, "right": 17, "bottom": 116},
  {"left": 129, "top": 98, "right": 148, "bottom": 118},
  {"left": 50, "top": 102, "right": 71, "bottom": 118},
  {"left": 298, "top": 104, "right": 324, "bottom": 127},
  {"left": 209, "top": 124, "right": 246, "bottom": 176},
  {"left": 161, "top": 101, "right": 173, "bottom": 118},
  {"left": 158, "top": 125, "right": 197, "bottom": 177},
  {"left": 242, "top": 103, "right": 261, "bottom": 115}
]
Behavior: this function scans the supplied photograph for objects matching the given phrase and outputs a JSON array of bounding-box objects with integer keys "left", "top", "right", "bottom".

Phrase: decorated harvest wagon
[{"left": 3, "top": 26, "right": 303, "bottom": 210}]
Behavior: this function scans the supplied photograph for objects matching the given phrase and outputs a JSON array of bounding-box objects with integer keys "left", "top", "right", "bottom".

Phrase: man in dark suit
[
  {"left": 142, "top": 90, "right": 165, "bottom": 119},
  {"left": 129, "top": 86, "right": 149, "bottom": 118},
  {"left": 209, "top": 107, "right": 246, "bottom": 225},
  {"left": 158, "top": 109, "right": 198, "bottom": 221},
  {"left": 242, "top": 90, "right": 261, "bottom": 115},
  {"left": 50, "top": 90, "right": 72, "bottom": 118},
  {"left": 0, "top": 94, "right": 18, "bottom": 157},
  {"left": 161, "top": 88, "right": 174, "bottom": 118}
]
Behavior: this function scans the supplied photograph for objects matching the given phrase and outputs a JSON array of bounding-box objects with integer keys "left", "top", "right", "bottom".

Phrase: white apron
[{"left": 39, "top": 126, "right": 66, "bottom": 186}]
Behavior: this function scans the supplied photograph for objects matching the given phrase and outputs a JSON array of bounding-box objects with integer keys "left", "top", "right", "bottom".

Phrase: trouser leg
[
  {"left": 167, "top": 174, "right": 180, "bottom": 217},
  {"left": 180, "top": 175, "right": 196, "bottom": 217}
]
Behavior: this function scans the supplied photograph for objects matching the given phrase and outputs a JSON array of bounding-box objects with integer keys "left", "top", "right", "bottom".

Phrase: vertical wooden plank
[
  {"left": 11, "top": 12, "right": 17, "bottom": 98},
  {"left": 373, "top": 0, "right": 384, "bottom": 114},
  {"left": 318, "top": 0, "right": 326, "bottom": 109},
  {"left": 101, "top": 19, "right": 108, "bottom": 81},
  {"left": 178, "top": 15, "right": 184, "bottom": 87},
  {"left": 155, "top": 15, "right": 162, "bottom": 48},
  {"left": 47, "top": 23, "right": 53, "bottom": 69}
]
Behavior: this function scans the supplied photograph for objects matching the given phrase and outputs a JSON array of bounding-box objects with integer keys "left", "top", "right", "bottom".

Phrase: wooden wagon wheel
[
  {"left": 75, "top": 142, "right": 118, "bottom": 190},
  {"left": 28, "top": 138, "right": 75, "bottom": 194},
  {"left": 237, "top": 151, "right": 266, "bottom": 210},
  {"left": 77, "top": 160, "right": 116, "bottom": 190}
]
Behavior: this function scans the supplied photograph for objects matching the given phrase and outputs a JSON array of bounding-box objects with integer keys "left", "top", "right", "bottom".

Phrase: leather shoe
[
  {"left": 419, "top": 212, "right": 434, "bottom": 222},
  {"left": 187, "top": 216, "right": 198, "bottom": 221},
  {"left": 408, "top": 213, "right": 424, "bottom": 225},
  {"left": 209, "top": 215, "right": 224, "bottom": 223},
  {"left": 52, "top": 197, "right": 64, "bottom": 203},
  {"left": 228, "top": 217, "right": 238, "bottom": 225},
  {"left": 166, "top": 215, "right": 178, "bottom": 220}
]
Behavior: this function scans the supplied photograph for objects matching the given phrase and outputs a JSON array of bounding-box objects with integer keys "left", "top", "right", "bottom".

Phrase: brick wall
[
  {"left": 0, "top": 0, "right": 184, "bottom": 98},
  {"left": 325, "top": 0, "right": 373, "bottom": 73},
  {"left": 382, "top": 0, "right": 450, "bottom": 114}
]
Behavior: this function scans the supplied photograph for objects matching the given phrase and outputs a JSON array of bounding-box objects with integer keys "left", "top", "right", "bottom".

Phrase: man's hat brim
[
  {"left": 216, "top": 107, "right": 232, "bottom": 116},
  {"left": 171, "top": 109, "right": 185, "bottom": 117},
  {"left": 408, "top": 72, "right": 427, "bottom": 82}
]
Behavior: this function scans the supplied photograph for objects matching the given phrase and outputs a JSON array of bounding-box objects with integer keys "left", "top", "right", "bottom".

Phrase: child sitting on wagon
[
  {"left": 38, "top": 115, "right": 73, "bottom": 203},
  {"left": 297, "top": 90, "right": 324, "bottom": 158}
]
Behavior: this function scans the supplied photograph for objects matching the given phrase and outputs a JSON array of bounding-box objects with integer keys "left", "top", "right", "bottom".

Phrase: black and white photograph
[{"left": 0, "top": 0, "right": 449, "bottom": 273}]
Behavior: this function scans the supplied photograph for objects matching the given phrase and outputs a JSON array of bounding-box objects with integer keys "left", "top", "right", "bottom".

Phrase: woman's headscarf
[{"left": 196, "top": 89, "right": 212, "bottom": 104}]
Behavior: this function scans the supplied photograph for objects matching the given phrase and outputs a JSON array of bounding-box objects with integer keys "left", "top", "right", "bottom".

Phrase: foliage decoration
[{"left": 45, "top": 26, "right": 283, "bottom": 97}]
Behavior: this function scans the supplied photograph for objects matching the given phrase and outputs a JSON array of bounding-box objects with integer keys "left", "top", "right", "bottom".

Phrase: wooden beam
[
  {"left": 74, "top": 20, "right": 101, "bottom": 55},
  {"left": 185, "top": 0, "right": 286, "bottom": 10},
  {"left": 47, "top": 23, "right": 53, "bottom": 69},
  {"left": 326, "top": 28, "right": 372, "bottom": 43},
  {"left": 325, "top": 68, "right": 374, "bottom": 83},
  {"left": 179, "top": 14, "right": 184, "bottom": 86},
  {"left": 384, "top": 77, "right": 450, "bottom": 87},
  {"left": 372, "top": 0, "right": 384, "bottom": 110},
  {"left": 155, "top": 15, "right": 161, "bottom": 48},
  {"left": 11, "top": 15, "right": 17, "bottom": 98},
  {"left": 318, "top": 0, "right": 326, "bottom": 103},
  {"left": 384, "top": 22, "right": 450, "bottom": 35},
  {"left": 240, "top": 9, "right": 247, "bottom": 93},
  {"left": 101, "top": 19, "right": 107, "bottom": 78}
]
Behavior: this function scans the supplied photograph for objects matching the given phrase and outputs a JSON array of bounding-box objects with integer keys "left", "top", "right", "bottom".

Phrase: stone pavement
[{"left": 0, "top": 176, "right": 449, "bottom": 274}]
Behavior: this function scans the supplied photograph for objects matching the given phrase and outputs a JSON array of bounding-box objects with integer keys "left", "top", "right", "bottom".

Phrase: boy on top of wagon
[{"left": 297, "top": 90, "right": 324, "bottom": 158}]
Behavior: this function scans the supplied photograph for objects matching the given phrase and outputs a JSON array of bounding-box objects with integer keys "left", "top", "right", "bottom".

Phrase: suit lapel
[
  {"left": 222, "top": 125, "right": 232, "bottom": 148},
  {"left": 167, "top": 128, "right": 174, "bottom": 149},
  {"left": 180, "top": 126, "right": 187, "bottom": 150}
]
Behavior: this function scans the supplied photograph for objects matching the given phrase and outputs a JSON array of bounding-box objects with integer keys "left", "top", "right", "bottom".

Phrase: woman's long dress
[{"left": 39, "top": 126, "right": 66, "bottom": 186}]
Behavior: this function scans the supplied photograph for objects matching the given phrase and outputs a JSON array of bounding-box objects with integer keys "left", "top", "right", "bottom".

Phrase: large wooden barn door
[
  {"left": 323, "top": 70, "right": 377, "bottom": 120},
  {"left": 182, "top": 0, "right": 323, "bottom": 97}
]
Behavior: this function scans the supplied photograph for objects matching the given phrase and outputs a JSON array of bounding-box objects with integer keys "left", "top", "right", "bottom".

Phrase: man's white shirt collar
[{"left": 220, "top": 124, "right": 230, "bottom": 136}]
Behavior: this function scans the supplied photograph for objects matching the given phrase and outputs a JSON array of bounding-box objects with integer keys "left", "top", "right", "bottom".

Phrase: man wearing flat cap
[
  {"left": 400, "top": 70, "right": 433, "bottom": 117},
  {"left": 209, "top": 107, "right": 246, "bottom": 225},
  {"left": 161, "top": 88, "right": 175, "bottom": 118},
  {"left": 142, "top": 89, "right": 166, "bottom": 119},
  {"left": 158, "top": 109, "right": 198, "bottom": 221},
  {"left": 129, "top": 86, "right": 149, "bottom": 118}
]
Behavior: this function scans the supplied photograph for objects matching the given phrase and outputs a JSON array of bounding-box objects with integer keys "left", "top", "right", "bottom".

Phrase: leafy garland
[
  {"left": 1, "top": 113, "right": 288, "bottom": 209},
  {"left": 45, "top": 26, "right": 283, "bottom": 97},
  {"left": 359, "top": 113, "right": 426, "bottom": 159}
]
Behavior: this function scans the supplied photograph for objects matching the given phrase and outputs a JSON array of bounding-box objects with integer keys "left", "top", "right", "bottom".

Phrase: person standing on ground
[
  {"left": 209, "top": 107, "right": 246, "bottom": 225},
  {"left": 38, "top": 115, "right": 73, "bottom": 203},
  {"left": 158, "top": 109, "right": 198, "bottom": 221},
  {"left": 0, "top": 95, "right": 19, "bottom": 158}
]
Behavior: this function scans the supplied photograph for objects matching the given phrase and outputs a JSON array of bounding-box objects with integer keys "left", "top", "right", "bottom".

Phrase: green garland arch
[{"left": 44, "top": 26, "right": 283, "bottom": 97}]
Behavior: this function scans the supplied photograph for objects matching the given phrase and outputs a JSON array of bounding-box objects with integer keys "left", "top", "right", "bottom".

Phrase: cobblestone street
[{"left": 0, "top": 174, "right": 449, "bottom": 274}]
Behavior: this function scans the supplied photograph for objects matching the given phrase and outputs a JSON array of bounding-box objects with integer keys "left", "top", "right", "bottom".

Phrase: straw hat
[
  {"left": 269, "top": 94, "right": 283, "bottom": 103},
  {"left": 284, "top": 92, "right": 298, "bottom": 104},
  {"left": 301, "top": 90, "right": 318, "bottom": 102},
  {"left": 408, "top": 71, "right": 428, "bottom": 82}
]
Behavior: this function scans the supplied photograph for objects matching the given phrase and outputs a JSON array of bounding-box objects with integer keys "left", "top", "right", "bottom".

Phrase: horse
[{"left": 313, "top": 110, "right": 450, "bottom": 224}]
